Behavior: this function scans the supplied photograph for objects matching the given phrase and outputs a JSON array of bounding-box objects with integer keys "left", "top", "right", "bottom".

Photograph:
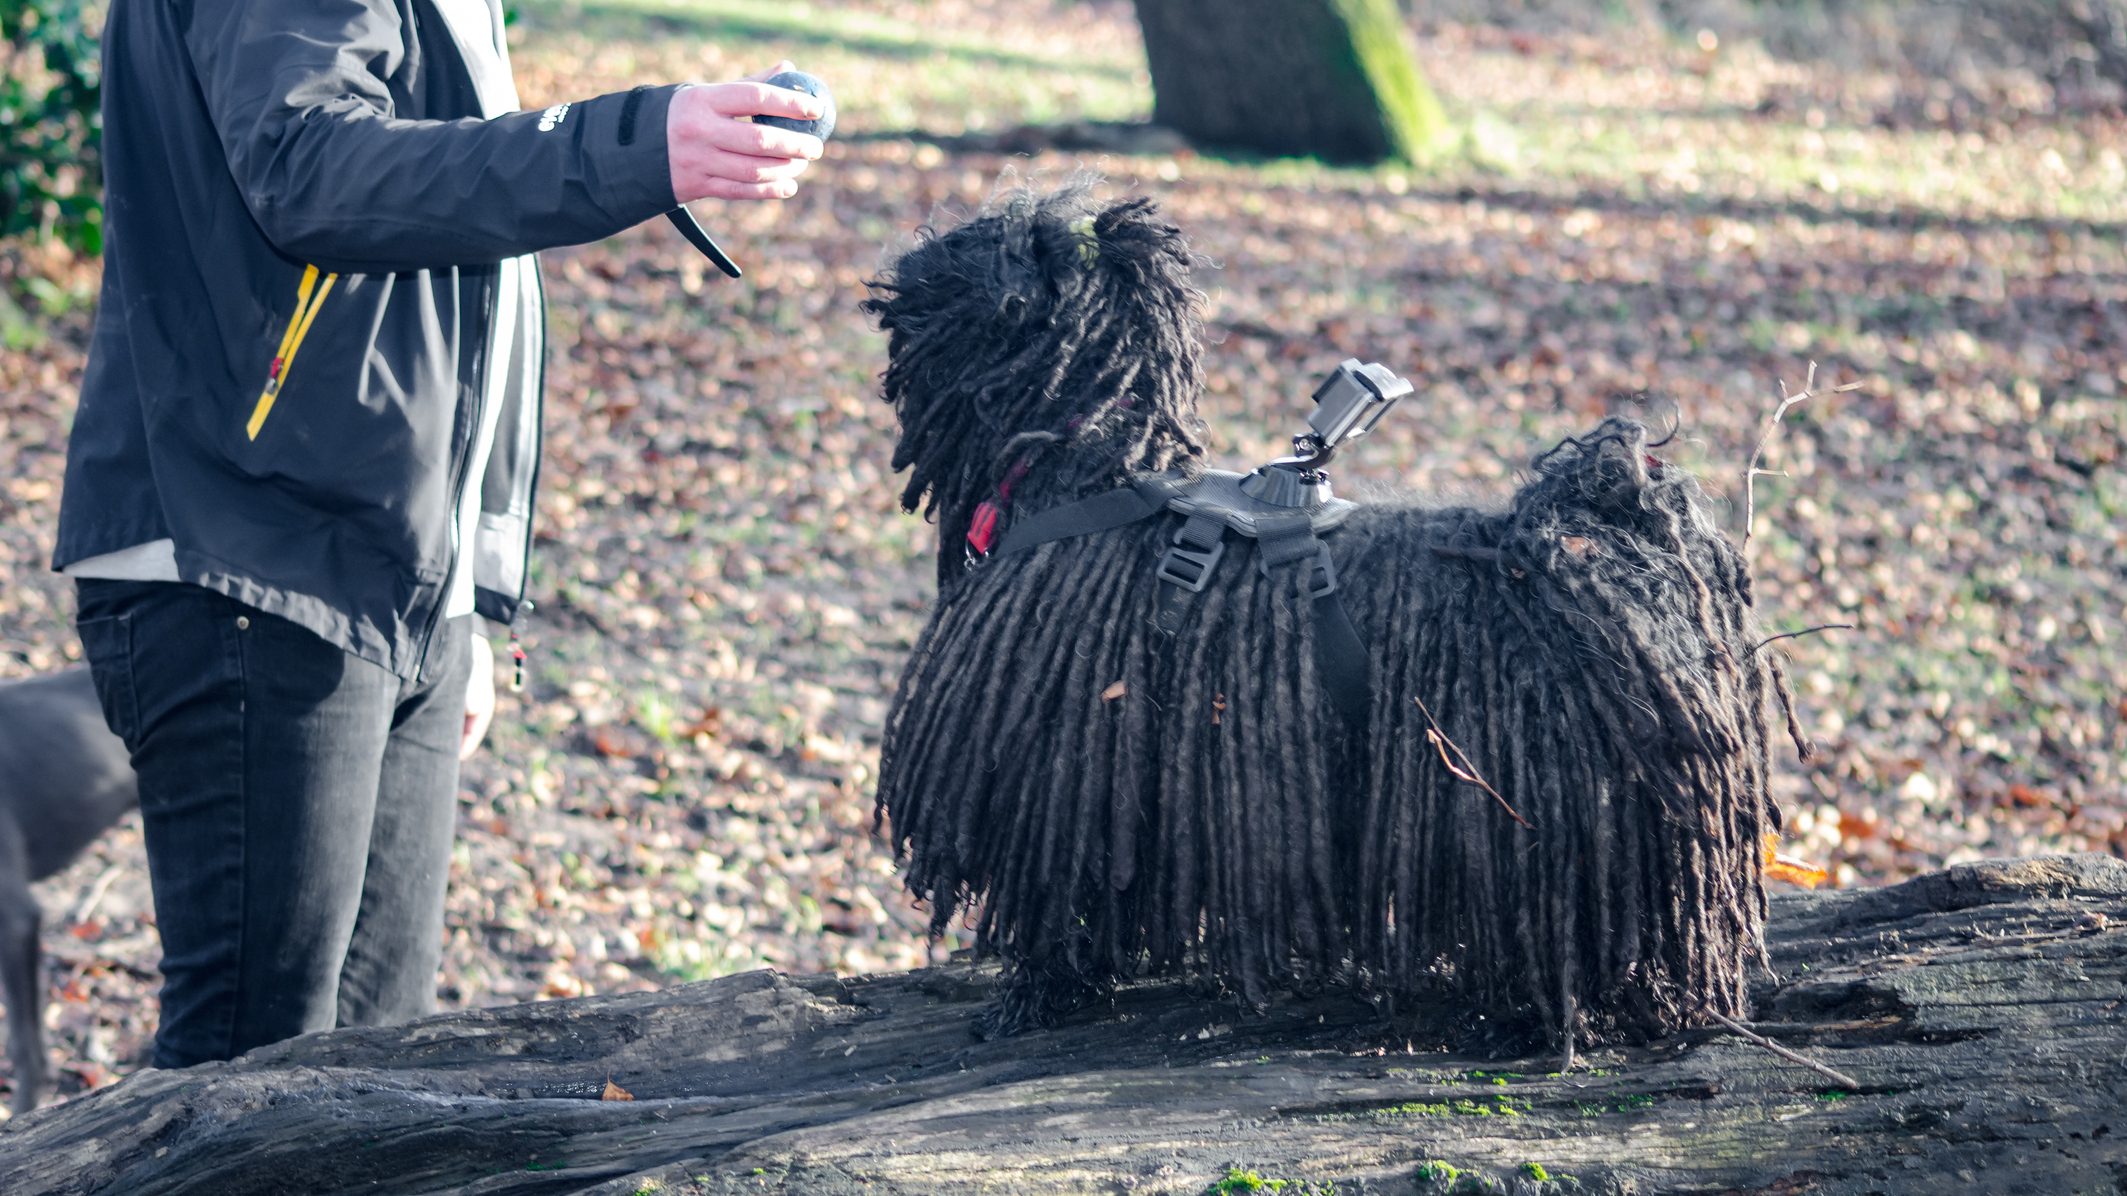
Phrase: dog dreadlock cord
[
  {"left": 866, "top": 188, "right": 1785, "bottom": 1047},
  {"left": 1343, "top": 421, "right": 1787, "bottom": 1047}
]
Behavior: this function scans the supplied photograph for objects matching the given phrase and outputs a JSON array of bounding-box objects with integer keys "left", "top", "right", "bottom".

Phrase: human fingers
[
  {"left": 460, "top": 710, "right": 489, "bottom": 760},
  {"left": 672, "top": 137, "right": 812, "bottom": 197},
  {"left": 670, "top": 151, "right": 812, "bottom": 203},
  {"left": 668, "top": 83, "right": 822, "bottom": 203},
  {"left": 689, "top": 177, "right": 804, "bottom": 202},
  {"left": 689, "top": 80, "right": 826, "bottom": 131},
  {"left": 680, "top": 147, "right": 815, "bottom": 184},
  {"left": 668, "top": 84, "right": 822, "bottom": 158},
  {"left": 697, "top": 115, "right": 823, "bottom": 162},
  {"left": 460, "top": 636, "right": 496, "bottom": 759}
]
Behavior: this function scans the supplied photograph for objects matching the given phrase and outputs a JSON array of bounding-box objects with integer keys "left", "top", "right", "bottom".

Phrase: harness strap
[
  {"left": 1152, "top": 511, "right": 1227, "bottom": 634},
  {"left": 980, "top": 473, "right": 1373, "bottom": 727},
  {"left": 1249, "top": 521, "right": 1373, "bottom": 725},
  {"left": 989, "top": 482, "right": 1171, "bottom": 558},
  {"left": 1306, "top": 550, "right": 1373, "bottom": 726}
]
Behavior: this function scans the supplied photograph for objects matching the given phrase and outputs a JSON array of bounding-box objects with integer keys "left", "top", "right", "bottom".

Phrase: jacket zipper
[
  {"left": 414, "top": 266, "right": 493, "bottom": 681},
  {"left": 246, "top": 264, "right": 337, "bottom": 441},
  {"left": 508, "top": 261, "right": 549, "bottom": 692}
]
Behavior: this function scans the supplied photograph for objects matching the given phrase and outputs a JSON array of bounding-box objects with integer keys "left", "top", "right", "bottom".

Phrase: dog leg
[
  {"left": 0, "top": 868, "right": 46, "bottom": 1116},
  {"left": 978, "top": 950, "right": 1115, "bottom": 1039}
]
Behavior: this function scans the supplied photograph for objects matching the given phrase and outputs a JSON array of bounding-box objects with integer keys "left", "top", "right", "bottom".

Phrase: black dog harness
[{"left": 973, "top": 470, "right": 1373, "bottom": 725}]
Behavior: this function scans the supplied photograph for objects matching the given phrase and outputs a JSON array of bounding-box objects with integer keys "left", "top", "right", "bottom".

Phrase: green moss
[
  {"left": 1206, "top": 1169, "right": 1271, "bottom": 1195},
  {"left": 1318, "top": 1093, "right": 1527, "bottom": 1122},
  {"left": 1419, "top": 1159, "right": 1579, "bottom": 1193},
  {"left": 1329, "top": 0, "right": 1452, "bottom": 162},
  {"left": 1202, "top": 1168, "right": 1339, "bottom": 1196}
]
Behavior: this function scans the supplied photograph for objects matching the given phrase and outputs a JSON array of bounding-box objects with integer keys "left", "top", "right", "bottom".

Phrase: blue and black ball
[{"left": 756, "top": 70, "right": 836, "bottom": 142}]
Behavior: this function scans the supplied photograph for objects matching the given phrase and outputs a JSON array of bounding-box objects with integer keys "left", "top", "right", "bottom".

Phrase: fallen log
[{"left": 2, "top": 854, "right": 2122, "bottom": 1195}]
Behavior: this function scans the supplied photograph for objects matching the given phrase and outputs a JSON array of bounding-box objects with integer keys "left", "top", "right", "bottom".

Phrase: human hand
[
  {"left": 666, "top": 61, "right": 826, "bottom": 204},
  {"left": 461, "top": 633, "right": 496, "bottom": 760}
]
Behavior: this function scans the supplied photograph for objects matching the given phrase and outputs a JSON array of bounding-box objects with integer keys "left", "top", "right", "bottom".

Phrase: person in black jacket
[{"left": 53, "top": 0, "right": 824, "bottom": 1069}]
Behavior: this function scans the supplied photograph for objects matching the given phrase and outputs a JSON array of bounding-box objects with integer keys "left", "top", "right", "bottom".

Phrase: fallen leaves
[
  {"left": 2006, "top": 783, "right": 2050, "bottom": 809},
  {"left": 1764, "top": 834, "right": 1831, "bottom": 889}
]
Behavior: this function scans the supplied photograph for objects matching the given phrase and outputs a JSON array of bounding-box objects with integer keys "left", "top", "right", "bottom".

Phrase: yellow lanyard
[{"left": 246, "top": 264, "right": 338, "bottom": 441}]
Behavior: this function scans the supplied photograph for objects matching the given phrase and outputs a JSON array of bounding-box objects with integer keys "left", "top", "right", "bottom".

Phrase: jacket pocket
[{"left": 245, "top": 263, "right": 338, "bottom": 441}]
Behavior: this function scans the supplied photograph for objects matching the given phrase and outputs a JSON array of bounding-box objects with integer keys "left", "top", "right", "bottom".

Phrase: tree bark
[
  {"left": 3, "top": 854, "right": 2124, "bottom": 1195},
  {"left": 1130, "top": 0, "right": 1449, "bottom": 164}
]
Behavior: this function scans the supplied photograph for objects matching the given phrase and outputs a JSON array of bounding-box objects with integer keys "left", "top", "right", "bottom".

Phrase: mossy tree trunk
[
  {"left": 1129, "top": 0, "right": 1449, "bottom": 164},
  {"left": 4, "top": 856, "right": 2125, "bottom": 1194}
]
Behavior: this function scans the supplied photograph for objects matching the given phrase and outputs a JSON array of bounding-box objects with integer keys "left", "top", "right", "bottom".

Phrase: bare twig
[
  {"left": 1751, "top": 623, "right": 1854, "bottom": 655},
  {"left": 1741, "top": 362, "right": 1864, "bottom": 549},
  {"left": 1413, "top": 694, "right": 1533, "bottom": 829},
  {"left": 68, "top": 862, "right": 126, "bottom": 926},
  {"left": 1706, "top": 1010, "right": 1862, "bottom": 1090}
]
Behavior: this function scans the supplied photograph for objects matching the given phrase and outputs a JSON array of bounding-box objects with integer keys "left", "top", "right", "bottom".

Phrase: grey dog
[{"left": 0, "top": 668, "right": 137, "bottom": 1115}]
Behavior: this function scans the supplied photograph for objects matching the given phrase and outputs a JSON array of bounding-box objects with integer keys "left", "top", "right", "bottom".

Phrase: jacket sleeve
[{"left": 182, "top": 0, "right": 680, "bottom": 273}]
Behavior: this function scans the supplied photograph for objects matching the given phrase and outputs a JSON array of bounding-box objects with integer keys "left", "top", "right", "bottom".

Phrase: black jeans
[{"left": 74, "top": 579, "right": 469, "bottom": 1069}]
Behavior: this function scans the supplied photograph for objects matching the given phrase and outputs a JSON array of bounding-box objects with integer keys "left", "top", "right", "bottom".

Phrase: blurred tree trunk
[{"left": 1130, "top": 0, "right": 1449, "bottom": 164}]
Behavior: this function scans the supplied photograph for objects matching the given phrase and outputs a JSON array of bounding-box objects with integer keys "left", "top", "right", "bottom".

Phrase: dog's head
[{"left": 864, "top": 187, "right": 1210, "bottom": 570}]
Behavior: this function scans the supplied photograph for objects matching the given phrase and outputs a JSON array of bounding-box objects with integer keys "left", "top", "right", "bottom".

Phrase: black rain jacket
[{"left": 54, "top": 0, "right": 683, "bottom": 677}]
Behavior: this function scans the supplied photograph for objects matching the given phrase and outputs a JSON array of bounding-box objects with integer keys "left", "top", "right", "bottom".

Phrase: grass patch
[{"left": 512, "top": 0, "right": 1149, "bottom": 132}]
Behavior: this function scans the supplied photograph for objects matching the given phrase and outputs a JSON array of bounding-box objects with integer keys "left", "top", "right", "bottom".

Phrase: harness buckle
[
  {"left": 1156, "top": 540, "right": 1225, "bottom": 592},
  {"left": 1305, "top": 544, "right": 1340, "bottom": 600}
]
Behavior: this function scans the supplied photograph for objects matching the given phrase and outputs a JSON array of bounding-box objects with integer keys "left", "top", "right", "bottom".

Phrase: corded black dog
[
  {"left": 864, "top": 188, "right": 1796, "bottom": 1051},
  {"left": 0, "top": 668, "right": 137, "bottom": 1114}
]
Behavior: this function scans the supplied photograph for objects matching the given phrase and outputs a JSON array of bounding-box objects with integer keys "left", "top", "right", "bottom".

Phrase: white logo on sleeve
[{"left": 537, "top": 102, "right": 570, "bottom": 131}]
